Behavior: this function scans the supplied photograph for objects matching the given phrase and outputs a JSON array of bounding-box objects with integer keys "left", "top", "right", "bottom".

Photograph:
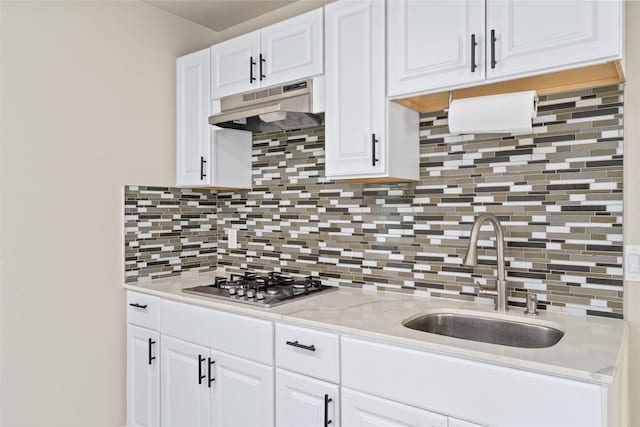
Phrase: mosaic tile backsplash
[
  {"left": 124, "top": 186, "right": 217, "bottom": 282},
  {"left": 216, "top": 84, "right": 624, "bottom": 318},
  {"left": 124, "top": 84, "right": 624, "bottom": 318}
]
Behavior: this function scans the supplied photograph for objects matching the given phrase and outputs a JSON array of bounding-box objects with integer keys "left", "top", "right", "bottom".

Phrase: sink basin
[{"left": 402, "top": 312, "right": 564, "bottom": 349}]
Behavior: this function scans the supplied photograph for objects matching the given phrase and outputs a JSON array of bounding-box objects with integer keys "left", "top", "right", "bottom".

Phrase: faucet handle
[
  {"left": 524, "top": 293, "right": 539, "bottom": 316},
  {"left": 477, "top": 285, "right": 497, "bottom": 297}
]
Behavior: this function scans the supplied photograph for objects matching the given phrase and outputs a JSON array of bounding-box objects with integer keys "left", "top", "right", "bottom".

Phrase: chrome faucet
[{"left": 463, "top": 213, "right": 509, "bottom": 312}]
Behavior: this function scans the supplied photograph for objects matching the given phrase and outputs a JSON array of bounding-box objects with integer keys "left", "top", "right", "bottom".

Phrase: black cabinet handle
[
  {"left": 371, "top": 134, "right": 379, "bottom": 167},
  {"left": 259, "top": 53, "right": 266, "bottom": 81},
  {"left": 207, "top": 357, "right": 215, "bottom": 388},
  {"left": 148, "top": 338, "right": 156, "bottom": 365},
  {"left": 470, "top": 33, "right": 477, "bottom": 72},
  {"left": 286, "top": 340, "right": 316, "bottom": 352},
  {"left": 199, "top": 156, "right": 207, "bottom": 180},
  {"left": 324, "top": 394, "right": 333, "bottom": 426},
  {"left": 129, "top": 303, "right": 147, "bottom": 309},
  {"left": 249, "top": 56, "right": 256, "bottom": 83},
  {"left": 490, "top": 29, "right": 497, "bottom": 69},
  {"left": 198, "top": 354, "right": 206, "bottom": 385}
]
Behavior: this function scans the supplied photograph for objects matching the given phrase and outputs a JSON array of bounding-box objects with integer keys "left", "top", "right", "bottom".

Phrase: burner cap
[{"left": 266, "top": 287, "right": 281, "bottom": 295}]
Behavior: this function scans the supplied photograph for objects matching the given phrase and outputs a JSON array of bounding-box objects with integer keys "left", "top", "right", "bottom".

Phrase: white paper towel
[{"left": 448, "top": 90, "right": 537, "bottom": 135}]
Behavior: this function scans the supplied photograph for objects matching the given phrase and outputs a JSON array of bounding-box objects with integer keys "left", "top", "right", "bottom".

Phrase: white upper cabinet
[
  {"left": 177, "top": 48, "right": 211, "bottom": 187},
  {"left": 210, "top": 9, "right": 323, "bottom": 100},
  {"left": 260, "top": 8, "right": 324, "bottom": 88},
  {"left": 325, "top": 0, "right": 385, "bottom": 177},
  {"left": 325, "top": 0, "right": 418, "bottom": 181},
  {"left": 210, "top": 32, "right": 261, "bottom": 99},
  {"left": 486, "top": 0, "right": 623, "bottom": 80},
  {"left": 387, "top": 0, "right": 623, "bottom": 98},
  {"left": 387, "top": 0, "right": 485, "bottom": 97},
  {"left": 177, "top": 50, "right": 252, "bottom": 189}
]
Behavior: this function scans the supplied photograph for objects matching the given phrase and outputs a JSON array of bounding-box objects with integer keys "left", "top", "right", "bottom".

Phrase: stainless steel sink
[{"left": 402, "top": 312, "right": 564, "bottom": 348}]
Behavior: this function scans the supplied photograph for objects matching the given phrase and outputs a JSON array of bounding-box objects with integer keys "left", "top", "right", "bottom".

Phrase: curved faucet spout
[{"left": 463, "top": 213, "right": 508, "bottom": 312}]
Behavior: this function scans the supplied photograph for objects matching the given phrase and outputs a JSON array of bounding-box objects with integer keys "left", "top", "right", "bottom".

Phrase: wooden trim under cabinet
[
  {"left": 395, "top": 60, "right": 625, "bottom": 113},
  {"left": 334, "top": 177, "right": 417, "bottom": 183}
]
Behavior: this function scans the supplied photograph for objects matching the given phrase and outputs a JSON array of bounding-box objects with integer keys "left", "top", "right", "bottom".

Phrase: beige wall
[
  {"left": 624, "top": 2, "right": 640, "bottom": 426},
  {"left": 0, "top": 1, "right": 216, "bottom": 425}
]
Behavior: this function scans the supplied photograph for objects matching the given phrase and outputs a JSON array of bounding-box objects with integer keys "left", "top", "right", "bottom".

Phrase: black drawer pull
[
  {"left": 259, "top": 53, "right": 266, "bottom": 81},
  {"left": 371, "top": 133, "right": 379, "bottom": 166},
  {"left": 470, "top": 33, "right": 477, "bottom": 72},
  {"left": 129, "top": 303, "right": 148, "bottom": 309},
  {"left": 148, "top": 338, "right": 156, "bottom": 365},
  {"left": 208, "top": 357, "right": 215, "bottom": 387},
  {"left": 490, "top": 29, "right": 497, "bottom": 69},
  {"left": 200, "top": 156, "right": 207, "bottom": 180},
  {"left": 198, "top": 354, "right": 206, "bottom": 385},
  {"left": 324, "top": 394, "right": 333, "bottom": 426},
  {"left": 249, "top": 56, "right": 256, "bottom": 83},
  {"left": 286, "top": 340, "right": 316, "bottom": 352}
]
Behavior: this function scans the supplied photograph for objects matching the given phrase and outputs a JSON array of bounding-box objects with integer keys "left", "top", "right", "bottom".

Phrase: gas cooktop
[{"left": 182, "top": 272, "right": 337, "bottom": 307}]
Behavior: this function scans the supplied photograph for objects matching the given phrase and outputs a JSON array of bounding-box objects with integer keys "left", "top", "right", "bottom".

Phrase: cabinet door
[
  {"left": 486, "top": 0, "right": 622, "bottom": 80},
  {"left": 127, "top": 325, "right": 160, "bottom": 427},
  {"left": 342, "top": 388, "right": 447, "bottom": 427},
  {"left": 276, "top": 369, "right": 340, "bottom": 427},
  {"left": 161, "top": 336, "right": 211, "bottom": 427},
  {"left": 210, "top": 31, "right": 260, "bottom": 99},
  {"left": 260, "top": 8, "right": 323, "bottom": 88},
  {"left": 211, "top": 350, "right": 274, "bottom": 427},
  {"left": 387, "top": 0, "right": 485, "bottom": 97},
  {"left": 176, "top": 48, "right": 211, "bottom": 187},
  {"left": 324, "top": 0, "right": 385, "bottom": 178}
]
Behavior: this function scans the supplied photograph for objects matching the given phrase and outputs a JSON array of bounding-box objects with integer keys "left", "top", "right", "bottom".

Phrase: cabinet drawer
[
  {"left": 161, "top": 299, "right": 273, "bottom": 365},
  {"left": 342, "top": 336, "right": 604, "bottom": 427},
  {"left": 127, "top": 292, "right": 161, "bottom": 330},
  {"left": 275, "top": 323, "right": 339, "bottom": 383}
]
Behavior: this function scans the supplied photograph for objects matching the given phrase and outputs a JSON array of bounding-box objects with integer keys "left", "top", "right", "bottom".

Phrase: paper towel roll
[{"left": 448, "top": 90, "right": 537, "bottom": 135}]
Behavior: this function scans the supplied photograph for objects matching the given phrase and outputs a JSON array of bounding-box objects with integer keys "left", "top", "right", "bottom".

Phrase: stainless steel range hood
[{"left": 208, "top": 80, "right": 324, "bottom": 133}]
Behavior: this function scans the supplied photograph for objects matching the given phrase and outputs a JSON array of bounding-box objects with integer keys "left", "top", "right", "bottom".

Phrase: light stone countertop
[{"left": 124, "top": 271, "right": 627, "bottom": 385}]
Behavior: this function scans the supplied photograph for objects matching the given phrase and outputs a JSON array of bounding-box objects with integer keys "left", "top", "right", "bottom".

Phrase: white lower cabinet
[
  {"left": 342, "top": 387, "right": 447, "bottom": 427},
  {"left": 127, "top": 295, "right": 621, "bottom": 427},
  {"left": 127, "top": 325, "right": 160, "bottom": 427},
  {"left": 160, "top": 336, "right": 211, "bottom": 427},
  {"left": 276, "top": 369, "right": 339, "bottom": 427},
  {"left": 341, "top": 336, "right": 607, "bottom": 427},
  {"left": 160, "top": 334, "right": 274, "bottom": 427},
  {"left": 212, "top": 351, "right": 274, "bottom": 427}
]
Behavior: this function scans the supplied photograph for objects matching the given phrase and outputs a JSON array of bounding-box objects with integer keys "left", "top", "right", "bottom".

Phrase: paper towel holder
[{"left": 447, "top": 90, "right": 539, "bottom": 135}]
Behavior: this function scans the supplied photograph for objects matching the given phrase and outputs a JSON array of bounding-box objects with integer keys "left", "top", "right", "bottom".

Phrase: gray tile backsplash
[
  {"left": 125, "top": 84, "right": 624, "bottom": 318},
  {"left": 124, "top": 185, "right": 217, "bottom": 282}
]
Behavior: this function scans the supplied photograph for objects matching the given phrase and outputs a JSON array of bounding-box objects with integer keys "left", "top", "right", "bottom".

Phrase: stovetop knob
[
  {"left": 246, "top": 289, "right": 256, "bottom": 299},
  {"left": 256, "top": 290, "right": 265, "bottom": 300}
]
